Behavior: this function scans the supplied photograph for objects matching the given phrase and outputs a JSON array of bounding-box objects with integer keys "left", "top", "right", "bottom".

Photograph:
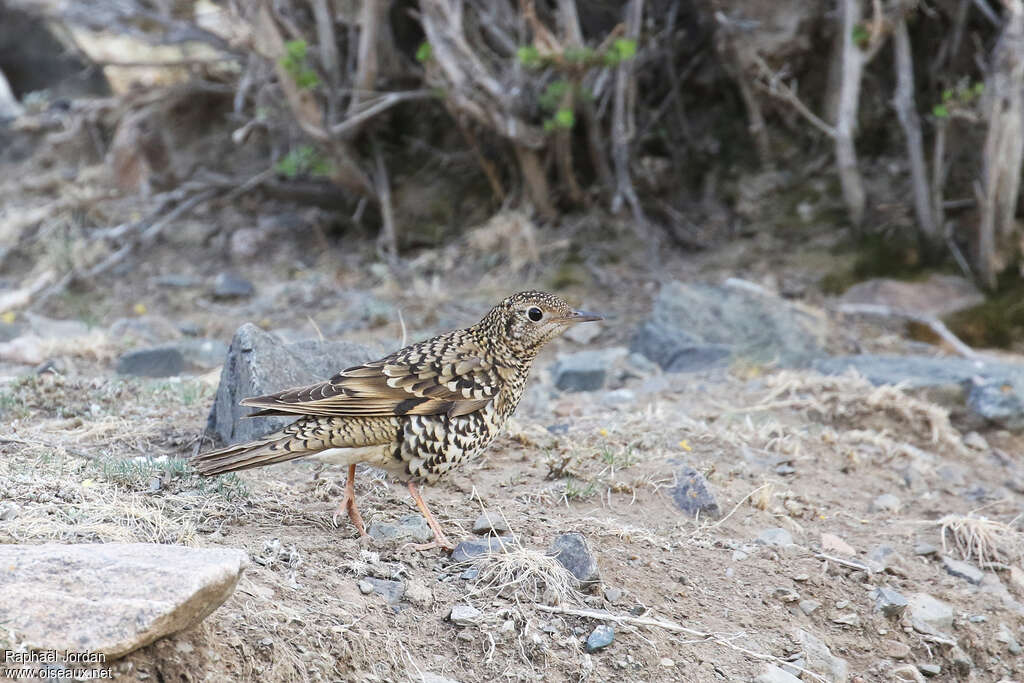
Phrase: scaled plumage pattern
[{"left": 193, "top": 291, "right": 601, "bottom": 550}]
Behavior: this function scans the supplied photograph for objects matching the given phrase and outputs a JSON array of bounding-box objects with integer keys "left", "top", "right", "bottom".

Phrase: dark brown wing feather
[{"left": 240, "top": 331, "right": 502, "bottom": 419}]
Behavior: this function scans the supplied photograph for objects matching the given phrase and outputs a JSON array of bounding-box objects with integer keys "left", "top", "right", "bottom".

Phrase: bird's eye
[{"left": 527, "top": 306, "right": 543, "bottom": 322}]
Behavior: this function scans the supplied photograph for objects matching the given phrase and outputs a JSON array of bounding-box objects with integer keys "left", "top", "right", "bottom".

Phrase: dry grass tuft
[
  {"left": 938, "top": 512, "right": 1023, "bottom": 566},
  {"left": 464, "top": 543, "right": 584, "bottom": 605}
]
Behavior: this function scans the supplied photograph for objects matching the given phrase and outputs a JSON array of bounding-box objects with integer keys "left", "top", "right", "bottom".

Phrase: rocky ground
[{"left": 3, "top": 123, "right": 1024, "bottom": 682}]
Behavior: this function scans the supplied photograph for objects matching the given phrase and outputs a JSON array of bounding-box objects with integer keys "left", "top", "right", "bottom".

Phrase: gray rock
[
  {"left": 603, "top": 587, "right": 623, "bottom": 603},
  {"left": 0, "top": 543, "right": 246, "bottom": 659},
  {"left": 357, "top": 579, "right": 373, "bottom": 594},
  {"left": 212, "top": 272, "right": 254, "bottom": 298},
  {"left": 838, "top": 275, "right": 983, "bottom": 318},
  {"left": 451, "top": 537, "right": 518, "bottom": 563},
  {"left": 996, "top": 622, "right": 1022, "bottom": 655},
  {"left": 563, "top": 321, "right": 601, "bottom": 345},
  {"left": 799, "top": 599, "right": 821, "bottom": 615},
  {"left": 872, "top": 587, "right": 908, "bottom": 618},
  {"left": 600, "top": 388, "right": 636, "bottom": 407},
  {"left": 360, "top": 577, "right": 404, "bottom": 604},
  {"left": 205, "top": 323, "right": 376, "bottom": 445},
  {"left": 116, "top": 346, "right": 185, "bottom": 377},
  {"left": 0, "top": 320, "right": 23, "bottom": 342},
  {"left": 963, "top": 431, "right": 989, "bottom": 451},
  {"left": 630, "top": 281, "right": 825, "bottom": 371},
  {"left": 755, "top": 664, "right": 801, "bottom": 683},
  {"left": 550, "top": 532, "right": 600, "bottom": 586},
  {"left": 109, "top": 316, "right": 180, "bottom": 345},
  {"left": 153, "top": 273, "right": 202, "bottom": 288},
  {"left": 756, "top": 527, "right": 793, "bottom": 547},
  {"left": 174, "top": 338, "right": 229, "bottom": 370},
  {"left": 913, "top": 542, "right": 938, "bottom": 556},
  {"left": 585, "top": 624, "right": 614, "bottom": 652},
  {"left": 25, "top": 312, "right": 89, "bottom": 339},
  {"left": 942, "top": 556, "right": 984, "bottom": 585},
  {"left": 448, "top": 604, "right": 481, "bottom": 626},
  {"left": 793, "top": 628, "right": 849, "bottom": 683},
  {"left": 866, "top": 545, "right": 899, "bottom": 573},
  {"left": 368, "top": 515, "right": 433, "bottom": 545},
  {"left": 967, "top": 376, "right": 1024, "bottom": 430},
  {"left": 948, "top": 646, "right": 973, "bottom": 676},
  {"left": 472, "top": 513, "right": 510, "bottom": 536},
  {"left": 870, "top": 494, "right": 902, "bottom": 513},
  {"left": 670, "top": 466, "right": 720, "bottom": 518},
  {"left": 550, "top": 348, "right": 625, "bottom": 392},
  {"left": 907, "top": 593, "right": 954, "bottom": 633},
  {"left": 918, "top": 663, "right": 941, "bottom": 677},
  {"left": 813, "top": 354, "right": 1024, "bottom": 429},
  {"left": 891, "top": 665, "right": 925, "bottom": 682}
]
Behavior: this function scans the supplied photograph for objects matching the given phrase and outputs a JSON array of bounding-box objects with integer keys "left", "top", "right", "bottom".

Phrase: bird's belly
[{"left": 398, "top": 406, "right": 504, "bottom": 484}]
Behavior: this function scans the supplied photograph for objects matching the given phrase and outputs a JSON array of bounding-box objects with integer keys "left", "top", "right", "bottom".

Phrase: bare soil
[{"left": 3, "top": 140, "right": 1024, "bottom": 683}]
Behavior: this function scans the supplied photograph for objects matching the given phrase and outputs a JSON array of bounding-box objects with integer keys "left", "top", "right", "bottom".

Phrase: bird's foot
[
  {"left": 333, "top": 464, "right": 368, "bottom": 538},
  {"left": 410, "top": 535, "right": 456, "bottom": 553}
]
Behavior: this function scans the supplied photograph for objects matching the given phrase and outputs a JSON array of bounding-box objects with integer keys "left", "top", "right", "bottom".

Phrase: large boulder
[
  {"left": 631, "top": 281, "right": 825, "bottom": 371},
  {"left": 0, "top": 543, "right": 247, "bottom": 661},
  {"left": 813, "top": 354, "right": 1024, "bottom": 430},
  {"left": 206, "top": 323, "right": 378, "bottom": 445}
]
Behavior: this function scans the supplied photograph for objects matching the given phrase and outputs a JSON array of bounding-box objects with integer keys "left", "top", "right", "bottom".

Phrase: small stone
[
  {"left": 891, "top": 665, "right": 925, "bottom": 682},
  {"left": 116, "top": 347, "right": 185, "bottom": 377},
  {"left": 368, "top": 515, "right": 433, "bottom": 545},
  {"left": 942, "top": 556, "right": 983, "bottom": 585},
  {"left": 448, "top": 605, "right": 481, "bottom": 626},
  {"left": 361, "top": 577, "right": 404, "bottom": 604},
  {"left": 550, "top": 533, "right": 600, "bottom": 586},
  {"left": 918, "top": 663, "right": 941, "bottom": 677},
  {"left": 551, "top": 349, "right": 618, "bottom": 392},
  {"left": 820, "top": 533, "right": 856, "bottom": 556},
  {"left": 451, "top": 537, "right": 517, "bottom": 563},
  {"left": 831, "top": 612, "right": 860, "bottom": 627},
  {"left": 670, "top": 466, "right": 720, "bottom": 518},
  {"left": 870, "top": 494, "right": 902, "bottom": 513},
  {"left": 834, "top": 600, "right": 849, "bottom": 609},
  {"left": 403, "top": 580, "right": 432, "bottom": 607},
  {"left": 585, "top": 624, "right": 614, "bottom": 652},
  {"left": 793, "top": 628, "right": 849, "bottom": 683},
  {"left": 963, "top": 431, "right": 989, "bottom": 451},
  {"left": 772, "top": 587, "right": 800, "bottom": 603},
  {"left": 603, "top": 587, "right": 623, "bottom": 604},
  {"left": 996, "top": 622, "right": 1023, "bottom": 655},
  {"left": 883, "top": 639, "right": 910, "bottom": 659},
  {"left": 756, "top": 527, "right": 793, "bottom": 547},
  {"left": 872, "top": 587, "right": 909, "bottom": 618},
  {"left": 907, "top": 593, "right": 954, "bottom": 633},
  {"left": 913, "top": 542, "right": 938, "bottom": 556},
  {"left": 792, "top": 573, "right": 809, "bottom": 582},
  {"left": 358, "top": 580, "right": 374, "bottom": 594},
  {"left": 154, "top": 273, "right": 202, "bottom": 288},
  {"left": 754, "top": 664, "right": 801, "bottom": 683},
  {"left": 798, "top": 600, "right": 821, "bottom": 616},
  {"left": 732, "top": 550, "right": 749, "bottom": 561},
  {"left": 472, "top": 513, "right": 510, "bottom": 536},
  {"left": 212, "top": 272, "right": 254, "bottom": 298},
  {"left": 866, "top": 545, "right": 899, "bottom": 573},
  {"left": 948, "top": 646, "right": 973, "bottom": 676}
]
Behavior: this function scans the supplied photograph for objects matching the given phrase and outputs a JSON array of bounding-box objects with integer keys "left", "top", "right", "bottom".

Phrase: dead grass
[
  {"left": 938, "top": 511, "right": 1024, "bottom": 567},
  {"left": 465, "top": 544, "right": 584, "bottom": 605}
]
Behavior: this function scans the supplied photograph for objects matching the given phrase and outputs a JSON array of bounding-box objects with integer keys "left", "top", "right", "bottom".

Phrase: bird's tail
[{"left": 192, "top": 429, "right": 318, "bottom": 476}]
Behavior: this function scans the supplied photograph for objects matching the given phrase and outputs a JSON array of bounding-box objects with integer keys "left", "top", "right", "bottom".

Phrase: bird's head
[{"left": 478, "top": 291, "right": 602, "bottom": 360}]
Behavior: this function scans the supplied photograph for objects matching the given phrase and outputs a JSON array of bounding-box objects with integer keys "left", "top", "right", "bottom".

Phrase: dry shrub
[
  {"left": 463, "top": 542, "right": 583, "bottom": 605},
  {"left": 938, "top": 513, "right": 1023, "bottom": 566}
]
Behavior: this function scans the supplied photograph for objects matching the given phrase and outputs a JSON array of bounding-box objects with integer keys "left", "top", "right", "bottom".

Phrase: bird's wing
[{"left": 240, "top": 335, "right": 503, "bottom": 418}]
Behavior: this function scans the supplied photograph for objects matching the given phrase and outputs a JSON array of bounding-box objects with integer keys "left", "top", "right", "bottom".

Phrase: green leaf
[
  {"left": 942, "top": 88, "right": 954, "bottom": 102},
  {"left": 285, "top": 39, "right": 308, "bottom": 61},
  {"left": 543, "top": 118, "right": 557, "bottom": 132},
  {"left": 517, "top": 45, "right": 541, "bottom": 68},
  {"left": 612, "top": 38, "right": 637, "bottom": 60},
  {"left": 932, "top": 104, "right": 949, "bottom": 119},
  {"left": 554, "top": 108, "right": 575, "bottom": 129},
  {"left": 539, "top": 80, "right": 570, "bottom": 111},
  {"left": 416, "top": 42, "right": 432, "bottom": 63},
  {"left": 973, "top": 82, "right": 985, "bottom": 95},
  {"left": 564, "top": 46, "right": 594, "bottom": 63},
  {"left": 851, "top": 24, "right": 869, "bottom": 46}
]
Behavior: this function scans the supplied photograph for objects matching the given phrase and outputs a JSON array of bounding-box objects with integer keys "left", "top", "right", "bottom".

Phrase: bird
[{"left": 192, "top": 291, "right": 601, "bottom": 551}]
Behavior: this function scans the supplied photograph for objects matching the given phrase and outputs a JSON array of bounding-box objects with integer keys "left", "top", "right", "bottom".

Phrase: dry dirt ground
[{"left": 2, "top": 137, "right": 1024, "bottom": 681}]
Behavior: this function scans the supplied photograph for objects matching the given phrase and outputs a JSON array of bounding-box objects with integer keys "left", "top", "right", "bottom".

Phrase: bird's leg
[
  {"left": 407, "top": 481, "right": 455, "bottom": 552},
  {"left": 333, "top": 464, "right": 367, "bottom": 537}
]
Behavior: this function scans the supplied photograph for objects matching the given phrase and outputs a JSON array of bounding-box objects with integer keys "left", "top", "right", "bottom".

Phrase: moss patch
[{"left": 944, "top": 270, "right": 1024, "bottom": 349}]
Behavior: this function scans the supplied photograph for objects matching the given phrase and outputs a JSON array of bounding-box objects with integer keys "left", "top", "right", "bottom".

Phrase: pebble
[
  {"left": 949, "top": 646, "right": 973, "bottom": 676},
  {"left": 550, "top": 533, "right": 600, "bottom": 586},
  {"left": 368, "top": 515, "right": 433, "bottom": 544},
  {"left": 913, "top": 542, "right": 938, "bottom": 556},
  {"left": 115, "top": 347, "right": 185, "bottom": 377},
  {"left": 820, "top": 532, "right": 855, "bottom": 556},
  {"left": 891, "top": 664, "right": 925, "bottom": 682},
  {"left": 360, "top": 577, "right": 404, "bottom": 604},
  {"left": 866, "top": 545, "right": 898, "bottom": 573},
  {"left": 872, "top": 587, "right": 908, "bottom": 618},
  {"left": 870, "top": 493, "right": 902, "bottom": 513},
  {"left": 772, "top": 587, "right": 800, "bottom": 603},
  {"left": 732, "top": 550, "right": 749, "bottom": 561},
  {"left": 449, "top": 605, "right": 481, "bottom": 626},
  {"left": 212, "top": 272, "right": 254, "bottom": 298},
  {"left": 754, "top": 664, "right": 801, "bottom": 683},
  {"left": 907, "top": 593, "right": 954, "bottom": 632},
  {"left": 471, "top": 513, "right": 510, "bottom": 536},
  {"left": 659, "top": 657, "right": 674, "bottom": 667},
  {"left": 941, "top": 556, "right": 983, "bottom": 585},
  {"left": 963, "top": 431, "right": 989, "bottom": 450},
  {"left": 451, "top": 537, "right": 517, "bottom": 563},
  {"left": 585, "top": 624, "right": 614, "bottom": 652},
  {"left": 883, "top": 639, "right": 910, "bottom": 659},
  {"left": 756, "top": 527, "right": 793, "bottom": 547},
  {"left": 918, "top": 663, "right": 941, "bottom": 677},
  {"left": 831, "top": 612, "right": 861, "bottom": 627},
  {"left": 603, "top": 587, "right": 623, "bottom": 604},
  {"left": 798, "top": 599, "right": 821, "bottom": 615},
  {"left": 670, "top": 466, "right": 720, "bottom": 518},
  {"left": 357, "top": 579, "right": 374, "bottom": 595},
  {"left": 792, "top": 573, "right": 809, "bottom": 582},
  {"left": 996, "top": 623, "right": 1023, "bottom": 654}
]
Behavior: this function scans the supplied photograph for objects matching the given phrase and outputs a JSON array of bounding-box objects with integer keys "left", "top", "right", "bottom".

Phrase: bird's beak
[{"left": 564, "top": 309, "right": 603, "bottom": 324}]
